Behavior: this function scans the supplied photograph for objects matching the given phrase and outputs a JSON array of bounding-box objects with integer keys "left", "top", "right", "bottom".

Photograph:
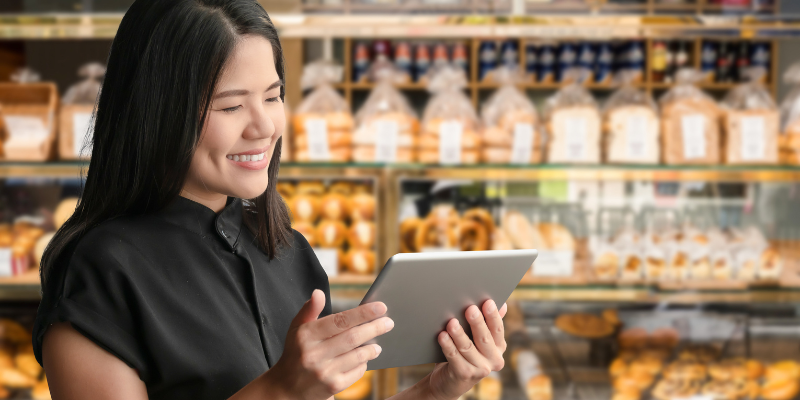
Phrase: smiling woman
[{"left": 31, "top": 1, "right": 509, "bottom": 399}]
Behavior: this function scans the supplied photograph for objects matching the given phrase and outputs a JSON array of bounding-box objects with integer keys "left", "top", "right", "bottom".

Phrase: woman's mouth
[
  {"left": 226, "top": 152, "right": 266, "bottom": 162},
  {"left": 226, "top": 148, "right": 270, "bottom": 170}
]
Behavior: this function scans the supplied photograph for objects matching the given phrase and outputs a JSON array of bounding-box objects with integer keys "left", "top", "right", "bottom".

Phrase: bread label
[
  {"left": 740, "top": 116, "right": 766, "bottom": 161},
  {"left": 304, "top": 118, "right": 330, "bottom": 161},
  {"left": 0, "top": 249, "right": 11, "bottom": 277},
  {"left": 3, "top": 116, "right": 49, "bottom": 140},
  {"left": 439, "top": 121, "right": 463, "bottom": 165},
  {"left": 72, "top": 112, "right": 94, "bottom": 157},
  {"left": 312, "top": 248, "right": 338, "bottom": 278},
  {"left": 681, "top": 114, "right": 707, "bottom": 159},
  {"left": 625, "top": 115, "right": 649, "bottom": 159},
  {"left": 565, "top": 117, "right": 588, "bottom": 161},
  {"left": 374, "top": 120, "right": 399, "bottom": 163},
  {"left": 511, "top": 123, "right": 535, "bottom": 164},
  {"left": 532, "top": 250, "right": 574, "bottom": 277}
]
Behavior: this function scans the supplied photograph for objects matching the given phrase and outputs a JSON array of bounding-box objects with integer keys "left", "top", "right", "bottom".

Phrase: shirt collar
[{"left": 158, "top": 195, "right": 243, "bottom": 251}]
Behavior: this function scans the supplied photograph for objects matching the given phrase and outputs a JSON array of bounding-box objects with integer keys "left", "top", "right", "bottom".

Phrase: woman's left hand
[{"left": 427, "top": 300, "right": 508, "bottom": 400}]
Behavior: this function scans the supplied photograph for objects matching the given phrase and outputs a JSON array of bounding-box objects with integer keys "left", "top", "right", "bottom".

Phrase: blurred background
[{"left": 1, "top": 1, "right": 800, "bottom": 399}]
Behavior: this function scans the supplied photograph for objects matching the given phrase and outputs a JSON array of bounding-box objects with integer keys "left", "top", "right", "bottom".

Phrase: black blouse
[{"left": 32, "top": 196, "right": 332, "bottom": 400}]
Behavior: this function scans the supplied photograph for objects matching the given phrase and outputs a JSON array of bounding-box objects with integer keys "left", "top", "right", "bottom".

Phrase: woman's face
[{"left": 183, "top": 35, "right": 284, "bottom": 205}]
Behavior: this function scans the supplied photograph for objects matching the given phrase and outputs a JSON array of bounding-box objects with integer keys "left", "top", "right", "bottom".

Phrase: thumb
[{"left": 291, "top": 289, "right": 326, "bottom": 328}]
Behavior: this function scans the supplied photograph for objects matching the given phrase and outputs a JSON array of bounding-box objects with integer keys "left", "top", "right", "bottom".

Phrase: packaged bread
[
  {"left": 420, "top": 66, "right": 480, "bottom": 165},
  {"left": 602, "top": 71, "right": 660, "bottom": 164},
  {"left": 544, "top": 69, "right": 601, "bottom": 164},
  {"left": 502, "top": 211, "right": 546, "bottom": 250},
  {"left": 59, "top": 63, "right": 104, "bottom": 160},
  {"left": 779, "top": 62, "right": 800, "bottom": 165},
  {"left": 721, "top": 67, "right": 779, "bottom": 165},
  {"left": 659, "top": 69, "right": 721, "bottom": 165},
  {"left": 592, "top": 243, "right": 620, "bottom": 280},
  {"left": 353, "top": 67, "right": 419, "bottom": 163},
  {"left": 480, "top": 67, "right": 543, "bottom": 164},
  {"left": 292, "top": 60, "right": 353, "bottom": 162}
]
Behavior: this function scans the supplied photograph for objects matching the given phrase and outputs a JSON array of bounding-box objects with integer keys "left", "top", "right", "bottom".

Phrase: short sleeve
[{"left": 33, "top": 231, "right": 151, "bottom": 379}]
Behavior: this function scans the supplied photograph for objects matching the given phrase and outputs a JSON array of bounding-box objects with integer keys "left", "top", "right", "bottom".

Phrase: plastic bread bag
[
  {"left": 353, "top": 67, "right": 419, "bottom": 163},
  {"left": 602, "top": 70, "right": 660, "bottom": 164},
  {"left": 710, "top": 249, "right": 734, "bottom": 281},
  {"left": 779, "top": 62, "right": 800, "bottom": 165},
  {"left": 687, "top": 236, "right": 712, "bottom": 280},
  {"left": 592, "top": 241, "right": 620, "bottom": 281},
  {"left": 480, "top": 66, "right": 543, "bottom": 164},
  {"left": 659, "top": 68, "right": 721, "bottom": 165},
  {"left": 721, "top": 67, "right": 779, "bottom": 165},
  {"left": 543, "top": 68, "right": 601, "bottom": 164},
  {"left": 292, "top": 59, "right": 353, "bottom": 162},
  {"left": 644, "top": 245, "right": 668, "bottom": 281},
  {"left": 419, "top": 65, "right": 480, "bottom": 165},
  {"left": 62, "top": 63, "right": 106, "bottom": 104},
  {"left": 620, "top": 247, "right": 644, "bottom": 281}
]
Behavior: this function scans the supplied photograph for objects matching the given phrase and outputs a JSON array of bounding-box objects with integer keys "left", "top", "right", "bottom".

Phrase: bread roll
[
  {"left": 315, "top": 220, "right": 348, "bottom": 248},
  {"left": 320, "top": 193, "right": 349, "bottom": 221},
  {"left": 347, "top": 221, "right": 375, "bottom": 250},
  {"left": 502, "top": 211, "right": 545, "bottom": 250},
  {"left": 526, "top": 375, "right": 552, "bottom": 400},
  {"left": 54, "top": 197, "right": 79, "bottom": 229},
  {"left": 348, "top": 193, "right": 376, "bottom": 221},
  {"left": 343, "top": 249, "right": 375, "bottom": 275}
]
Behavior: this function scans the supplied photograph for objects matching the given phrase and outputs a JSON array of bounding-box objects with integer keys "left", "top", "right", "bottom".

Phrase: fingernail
[
  {"left": 488, "top": 300, "right": 497, "bottom": 312},
  {"left": 385, "top": 318, "right": 394, "bottom": 331},
  {"left": 469, "top": 307, "right": 480, "bottom": 320},
  {"left": 451, "top": 322, "right": 462, "bottom": 333},
  {"left": 374, "top": 344, "right": 382, "bottom": 355}
]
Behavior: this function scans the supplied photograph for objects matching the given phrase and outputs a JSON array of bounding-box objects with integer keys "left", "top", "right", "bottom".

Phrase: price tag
[
  {"left": 439, "top": 121, "right": 463, "bottom": 165},
  {"left": 681, "top": 115, "right": 707, "bottom": 160},
  {"left": 511, "top": 123, "right": 534, "bottom": 164},
  {"left": 625, "top": 115, "right": 649, "bottom": 159},
  {"left": 304, "top": 119, "right": 330, "bottom": 161},
  {"left": 564, "top": 117, "right": 587, "bottom": 161},
  {"left": 374, "top": 120, "right": 399, "bottom": 163},
  {"left": 73, "top": 112, "right": 94, "bottom": 157},
  {"left": 0, "top": 249, "right": 11, "bottom": 277},
  {"left": 312, "top": 248, "right": 339, "bottom": 278},
  {"left": 3, "top": 116, "right": 49, "bottom": 140},
  {"left": 740, "top": 116, "right": 766, "bottom": 161},
  {"left": 532, "top": 250, "right": 574, "bottom": 277}
]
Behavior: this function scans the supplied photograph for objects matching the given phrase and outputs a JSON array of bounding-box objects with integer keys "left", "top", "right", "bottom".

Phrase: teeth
[{"left": 228, "top": 152, "right": 266, "bottom": 162}]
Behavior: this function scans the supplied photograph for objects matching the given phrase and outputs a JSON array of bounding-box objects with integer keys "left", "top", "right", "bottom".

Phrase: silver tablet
[{"left": 360, "top": 249, "right": 537, "bottom": 370}]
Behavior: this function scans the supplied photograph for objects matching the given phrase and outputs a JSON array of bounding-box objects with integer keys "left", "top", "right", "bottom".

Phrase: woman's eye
[
  {"left": 265, "top": 96, "right": 281, "bottom": 103},
  {"left": 221, "top": 106, "right": 241, "bottom": 113}
]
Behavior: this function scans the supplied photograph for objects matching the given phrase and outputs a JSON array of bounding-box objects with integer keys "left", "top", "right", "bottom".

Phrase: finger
[
  {"left": 323, "top": 317, "right": 394, "bottom": 358},
  {"left": 446, "top": 318, "right": 489, "bottom": 368},
  {"left": 313, "top": 301, "right": 387, "bottom": 341},
  {"left": 482, "top": 300, "right": 506, "bottom": 351},
  {"left": 332, "top": 362, "right": 370, "bottom": 395},
  {"left": 499, "top": 303, "right": 508, "bottom": 318},
  {"left": 290, "top": 289, "right": 327, "bottom": 330},
  {"left": 465, "top": 305, "right": 503, "bottom": 370},
  {"left": 329, "top": 344, "right": 382, "bottom": 375},
  {"left": 438, "top": 330, "right": 483, "bottom": 381}
]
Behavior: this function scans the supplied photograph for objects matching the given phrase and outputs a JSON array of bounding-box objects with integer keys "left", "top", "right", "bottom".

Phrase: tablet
[{"left": 360, "top": 249, "right": 537, "bottom": 370}]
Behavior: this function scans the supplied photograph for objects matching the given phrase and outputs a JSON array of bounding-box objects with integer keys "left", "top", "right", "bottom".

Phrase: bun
[
  {"left": 293, "top": 222, "right": 317, "bottom": 246},
  {"left": 555, "top": 313, "right": 614, "bottom": 338},
  {"left": 502, "top": 211, "right": 545, "bottom": 250},
  {"left": 296, "top": 181, "right": 326, "bottom": 195},
  {"left": 348, "top": 193, "right": 376, "bottom": 221},
  {"left": 765, "top": 360, "right": 800, "bottom": 382},
  {"left": 53, "top": 197, "right": 79, "bottom": 229},
  {"left": 343, "top": 250, "right": 375, "bottom": 275},
  {"left": 399, "top": 218, "right": 421, "bottom": 253},
  {"left": 458, "top": 220, "right": 489, "bottom": 251},
  {"left": 652, "top": 378, "right": 702, "bottom": 400},
  {"left": 315, "top": 220, "right": 348, "bottom": 248},
  {"left": 0, "top": 367, "right": 36, "bottom": 388},
  {"left": 320, "top": 193, "right": 349, "bottom": 221},
  {"left": 289, "top": 195, "right": 320, "bottom": 222},
  {"left": 15, "top": 353, "right": 41, "bottom": 378},
  {"left": 526, "top": 375, "right": 552, "bottom": 400},
  {"left": 477, "top": 375, "right": 502, "bottom": 400},
  {"left": 761, "top": 379, "right": 799, "bottom": 400},
  {"left": 276, "top": 182, "right": 296, "bottom": 200},
  {"left": 347, "top": 221, "right": 376, "bottom": 250},
  {"left": 462, "top": 208, "right": 495, "bottom": 235},
  {"left": 32, "top": 378, "right": 51, "bottom": 400}
]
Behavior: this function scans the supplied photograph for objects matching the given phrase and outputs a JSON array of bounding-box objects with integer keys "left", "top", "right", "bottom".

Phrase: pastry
[
  {"left": 15, "top": 353, "right": 41, "bottom": 378},
  {"left": 293, "top": 222, "right": 317, "bottom": 246},
  {"left": 415, "top": 215, "right": 458, "bottom": 250},
  {"left": 0, "top": 319, "right": 30, "bottom": 344},
  {"left": 462, "top": 208, "right": 495, "bottom": 235},
  {"left": 664, "top": 360, "right": 708, "bottom": 381},
  {"left": 289, "top": 195, "right": 320, "bottom": 223},
  {"left": 745, "top": 359, "right": 764, "bottom": 380},
  {"left": 639, "top": 348, "right": 672, "bottom": 362},
  {"left": 630, "top": 357, "right": 663, "bottom": 376},
  {"left": 536, "top": 223, "right": 576, "bottom": 251},
  {"left": 602, "top": 309, "right": 621, "bottom": 328},
  {"left": 690, "top": 257, "right": 712, "bottom": 280},
  {"left": 618, "top": 328, "right": 649, "bottom": 350},
  {"left": 0, "top": 367, "right": 36, "bottom": 388},
  {"left": 33, "top": 232, "right": 55, "bottom": 268},
  {"left": 315, "top": 220, "right": 348, "bottom": 248},
  {"left": 611, "top": 390, "right": 640, "bottom": 400},
  {"left": 622, "top": 255, "right": 643, "bottom": 280},
  {"left": 502, "top": 211, "right": 545, "bottom": 250},
  {"left": 709, "top": 358, "right": 749, "bottom": 381},
  {"left": 645, "top": 257, "right": 666, "bottom": 280},
  {"left": 758, "top": 248, "right": 783, "bottom": 280},
  {"left": 613, "top": 370, "right": 654, "bottom": 393},
  {"left": 761, "top": 379, "right": 799, "bottom": 400},
  {"left": 32, "top": 378, "right": 51, "bottom": 400},
  {"left": 295, "top": 181, "right": 326, "bottom": 196},
  {"left": 320, "top": 193, "right": 349, "bottom": 221},
  {"left": 652, "top": 378, "right": 702, "bottom": 400},
  {"left": 328, "top": 182, "right": 354, "bottom": 196},
  {"left": 742, "top": 380, "right": 760, "bottom": 400},
  {"left": 594, "top": 252, "right": 620, "bottom": 280},
  {"left": 276, "top": 182, "right": 296, "bottom": 200},
  {"left": 555, "top": 313, "right": 614, "bottom": 338},
  {"left": 610, "top": 358, "right": 629, "bottom": 377},
  {"left": 667, "top": 251, "right": 689, "bottom": 280},
  {"left": 334, "top": 370, "right": 373, "bottom": 400},
  {"left": 490, "top": 230, "right": 514, "bottom": 251},
  {"left": 348, "top": 193, "right": 376, "bottom": 221},
  {"left": 765, "top": 360, "right": 800, "bottom": 382},
  {"left": 678, "top": 345, "right": 720, "bottom": 363},
  {"left": 476, "top": 374, "right": 501, "bottom": 400},
  {"left": 526, "top": 375, "right": 552, "bottom": 400},
  {"left": 702, "top": 379, "right": 747, "bottom": 400},
  {"left": 648, "top": 328, "right": 679, "bottom": 349},
  {"left": 0, "top": 350, "right": 14, "bottom": 369},
  {"left": 343, "top": 250, "right": 375, "bottom": 275},
  {"left": 53, "top": 197, "right": 79, "bottom": 229},
  {"left": 347, "top": 221, "right": 375, "bottom": 250},
  {"left": 399, "top": 218, "right": 421, "bottom": 253},
  {"left": 458, "top": 220, "right": 489, "bottom": 251}
]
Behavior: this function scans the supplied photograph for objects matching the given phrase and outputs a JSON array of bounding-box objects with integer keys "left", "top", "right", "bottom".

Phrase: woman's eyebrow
[{"left": 213, "top": 80, "right": 283, "bottom": 99}]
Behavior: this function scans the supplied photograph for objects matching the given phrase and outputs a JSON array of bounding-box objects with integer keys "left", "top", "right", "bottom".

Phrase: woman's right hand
[{"left": 266, "top": 289, "right": 394, "bottom": 400}]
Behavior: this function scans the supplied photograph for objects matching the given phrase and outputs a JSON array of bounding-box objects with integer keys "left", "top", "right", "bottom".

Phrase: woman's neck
[{"left": 179, "top": 189, "right": 228, "bottom": 213}]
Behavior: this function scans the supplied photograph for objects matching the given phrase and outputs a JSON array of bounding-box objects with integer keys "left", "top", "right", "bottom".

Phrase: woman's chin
[{"left": 231, "top": 184, "right": 270, "bottom": 200}]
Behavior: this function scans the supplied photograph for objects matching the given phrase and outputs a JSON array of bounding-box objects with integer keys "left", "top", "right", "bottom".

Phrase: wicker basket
[
  {"left": 59, "top": 104, "right": 94, "bottom": 160},
  {"left": 0, "top": 82, "right": 59, "bottom": 161}
]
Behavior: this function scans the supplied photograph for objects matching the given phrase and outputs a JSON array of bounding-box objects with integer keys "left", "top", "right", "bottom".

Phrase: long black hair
[{"left": 41, "top": 0, "right": 291, "bottom": 285}]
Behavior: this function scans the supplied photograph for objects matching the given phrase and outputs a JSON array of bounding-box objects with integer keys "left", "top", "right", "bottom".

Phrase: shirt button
[
  {"left": 220, "top": 229, "right": 228, "bottom": 238},
  {"left": 261, "top": 314, "right": 266, "bottom": 325}
]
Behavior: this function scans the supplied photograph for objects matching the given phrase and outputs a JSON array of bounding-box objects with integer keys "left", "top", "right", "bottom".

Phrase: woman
[{"left": 33, "top": 0, "right": 508, "bottom": 399}]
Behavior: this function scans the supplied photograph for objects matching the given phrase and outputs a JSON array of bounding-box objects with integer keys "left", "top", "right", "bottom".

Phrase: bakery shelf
[
  {"left": 0, "top": 13, "right": 799, "bottom": 39},
  {"left": 0, "top": 270, "right": 43, "bottom": 301},
  {"left": 4, "top": 162, "right": 800, "bottom": 182}
]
